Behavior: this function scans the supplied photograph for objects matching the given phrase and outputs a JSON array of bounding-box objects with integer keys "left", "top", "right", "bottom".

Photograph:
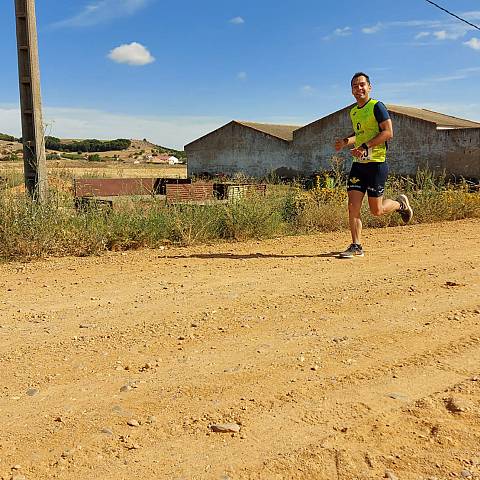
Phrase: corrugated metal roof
[
  {"left": 387, "top": 104, "right": 480, "bottom": 129},
  {"left": 236, "top": 121, "right": 301, "bottom": 141}
]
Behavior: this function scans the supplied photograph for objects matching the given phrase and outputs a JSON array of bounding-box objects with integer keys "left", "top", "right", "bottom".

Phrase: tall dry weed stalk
[{"left": 0, "top": 167, "right": 478, "bottom": 261}]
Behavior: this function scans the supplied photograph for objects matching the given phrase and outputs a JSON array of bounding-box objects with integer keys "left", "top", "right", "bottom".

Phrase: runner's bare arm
[
  {"left": 364, "top": 119, "right": 393, "bottom": 148},
  {"left": 334, "top": 134, "right": 356, "bottom": 151}
]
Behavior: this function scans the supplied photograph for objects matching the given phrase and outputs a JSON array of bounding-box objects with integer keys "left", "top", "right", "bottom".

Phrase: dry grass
[
  {"left": 0, "top": 167, "right": 478, "bottom": 261},
  {"left": 0, "top": 160, "right": 187, "bottom": 181}
]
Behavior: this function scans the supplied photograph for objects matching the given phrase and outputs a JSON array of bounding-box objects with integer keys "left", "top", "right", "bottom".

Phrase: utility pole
[{"left": 14, "top": 0, "right": 47, "bottom": 202}]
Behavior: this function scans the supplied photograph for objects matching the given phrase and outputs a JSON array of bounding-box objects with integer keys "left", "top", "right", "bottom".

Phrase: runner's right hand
[{"left": 334, "top": 138, "right": 346, "bottom": 151}]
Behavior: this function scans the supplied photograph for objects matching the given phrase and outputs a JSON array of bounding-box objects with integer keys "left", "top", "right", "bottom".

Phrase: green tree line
[
  {"left": 0, "top": 133, "right": 17, "bottom": 142},
  {"left": 45, "top": 137, "right": 131, "bottom": 153}
]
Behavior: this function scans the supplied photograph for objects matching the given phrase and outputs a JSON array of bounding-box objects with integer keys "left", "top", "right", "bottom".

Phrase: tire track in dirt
[{"left": 0, "top": 219, "right": 478, "bottom": 479}]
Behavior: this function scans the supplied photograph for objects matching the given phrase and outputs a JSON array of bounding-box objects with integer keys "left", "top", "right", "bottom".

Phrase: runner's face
[{"left": 351, "top": 76, "right": 371, "bottom": 104}]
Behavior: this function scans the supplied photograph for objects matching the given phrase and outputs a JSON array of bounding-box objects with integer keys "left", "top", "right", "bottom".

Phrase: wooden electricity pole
[{"left": 14, "top": 0, "right": 47, "bottom": 201}]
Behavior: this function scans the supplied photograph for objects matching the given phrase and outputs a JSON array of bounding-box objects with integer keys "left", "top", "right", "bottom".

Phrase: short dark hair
[{"left": 351, "top": 72, "right": 371, "bottom": 86}]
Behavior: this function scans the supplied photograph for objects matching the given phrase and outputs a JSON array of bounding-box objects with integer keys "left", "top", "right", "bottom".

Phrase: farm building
[
  {"left": 185, "top": 105, "right": 480, "bottom": 179},
  {"left": 294, "top": 104, "right": 480, "bottom": 178},
  {"left": 184, "top": 120, "right": 300, "bottom": 178}
]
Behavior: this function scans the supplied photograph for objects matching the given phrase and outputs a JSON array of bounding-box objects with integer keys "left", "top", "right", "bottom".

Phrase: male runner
[{"left": 334, "top": 72, "right": 413, "bottom": 258}]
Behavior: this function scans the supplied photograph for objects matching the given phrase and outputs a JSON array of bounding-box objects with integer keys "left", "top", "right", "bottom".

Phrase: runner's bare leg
[
  {"left": 368, "top": 196, "right": 400, "bottom": 216},
  {"left": 348, "top": 190, "right": 364, "bottom": 244}
]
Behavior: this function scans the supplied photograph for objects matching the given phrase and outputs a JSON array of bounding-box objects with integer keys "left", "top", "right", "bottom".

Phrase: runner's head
[
  {"left": 351, "top": 72, "right": 372, "bottom": 106},
  {"left": 351, "top": 72, "right": 371, "bottom": 87}
]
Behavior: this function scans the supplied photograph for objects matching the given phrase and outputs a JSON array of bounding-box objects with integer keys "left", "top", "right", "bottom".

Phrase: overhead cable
[{"left": 425, "top": 0, "right": 480, "bottom": 31}]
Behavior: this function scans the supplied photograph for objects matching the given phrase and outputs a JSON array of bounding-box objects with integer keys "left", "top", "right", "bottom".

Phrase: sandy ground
[{"left": 0, "top": 219, "right": 479, "bottom": 480}]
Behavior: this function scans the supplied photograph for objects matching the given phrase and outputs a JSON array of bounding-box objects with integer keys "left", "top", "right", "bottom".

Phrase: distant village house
[{"left": 147, "top": 153, "right": 180, "bottom": 165}]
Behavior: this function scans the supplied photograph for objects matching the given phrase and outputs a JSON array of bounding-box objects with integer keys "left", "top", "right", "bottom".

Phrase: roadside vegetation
[{"left": 0, "top": 167, "right": 478, "bottom": 261}]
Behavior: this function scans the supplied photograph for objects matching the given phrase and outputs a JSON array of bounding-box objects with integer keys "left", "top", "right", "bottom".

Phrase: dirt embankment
[{"left": 0, "top": 219, "right": 479, "bottom": 480}]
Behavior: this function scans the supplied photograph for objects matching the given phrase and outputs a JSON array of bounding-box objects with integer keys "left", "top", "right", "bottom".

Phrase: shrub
[
  {"left": 0, "top": 152, "right": 21, "bottom": 162},
  {"left": 0, "top": 169, "right": 478, "bottom": 261},
  {"left": 222, "top": 195, "right": 285, "bottom": 240},
  {"left": 284, "top": 186, "right": 348, "bottom": 232}
]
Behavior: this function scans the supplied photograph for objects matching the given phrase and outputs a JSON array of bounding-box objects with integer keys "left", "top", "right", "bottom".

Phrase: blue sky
[{"left": 0, "top": 0, "right": 479, "bottom": 149}]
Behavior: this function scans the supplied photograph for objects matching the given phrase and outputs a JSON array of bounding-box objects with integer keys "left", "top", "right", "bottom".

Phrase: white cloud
[
  {"left": 362, "top": 23, "right": 383, "bottom": 34},
  {"left": 356, "top": 17, "right": 474, "bottom": 44},
  {"left": 390, "top": 20, "right": 442, "bottom": 28},
  {"left": 323, "top": 26, "right": 351, "bottom": 40},
  {"left": 433, "top": 30, "right": 448, "bottom": 40},
  {"left": 300, "top": 85, "right": 315, "bottom": 96},
  {"left": 108, "top": 42, "right": 155, "bottom": 66},
  {"left": 0, "top": 105, "right": 21, "bottom": 135},
  {"left": 464, "top": 37, "right": 480, "bottom": 51},
  {"left": 459, "top": 67, "right": 480, "bottom": 74},
  {"left": 433, "top": 29, "right": 465, "bottom": 40},
  {"left": 414, "top": 31, "right": 430, "bottom": 40},
  {"left": 424, "top": 20, "right": 473, "bottom": 41},
  {"left": 463, "top": 11, "right": 480, "bottom": 21},
  {"left": 53, "top": 0, "right": 151, "bottom": 27},
  {"left": 237, "top": 71, "right": 247, "bottom": 81},
  {"left": 229, "top": 16, "right": 245, "bottom": 25},
  {"left": 377, "top": 67, "right": 480, "bottom": 97},
  {"left": 0, "top": 105, "right": 228, "bottom": 150},
  {"left": 333, "top": 27, "right": 352, "bottom": 36}
]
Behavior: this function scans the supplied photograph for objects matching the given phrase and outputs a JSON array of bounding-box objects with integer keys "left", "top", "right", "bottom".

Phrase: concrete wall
[
  {"left": 291, "top": 108, "right": 353, "bottom": 174},
  {"left": 387, "top": 113, "right": 441, "bottom": 174},
  {"left": 186, "top": 122, "right": 292, "bottom": 178},
  {"left": 185, "top": 113, "right": 480, "bottom": 179},
  {"left": 438, "top": 128, "right": 480, "bottom": 178},
  {"left": 292, "top": 108, "right": 446, "bottom": 176}
]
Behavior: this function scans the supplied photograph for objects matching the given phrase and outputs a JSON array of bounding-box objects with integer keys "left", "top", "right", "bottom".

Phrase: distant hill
[
  {"left": 131, "top": 139, "right": 186, "bottom": 160},
  {"left": 0, "top": 133, "right": 17, "bottom": 142},
  {"left": 0, "top": 133, "right": 186, "bottom": 163}
]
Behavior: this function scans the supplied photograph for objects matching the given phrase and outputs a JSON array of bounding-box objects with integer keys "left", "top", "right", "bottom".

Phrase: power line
[{"left": 425, "top": 0, "right": 480, "bottom": 31}]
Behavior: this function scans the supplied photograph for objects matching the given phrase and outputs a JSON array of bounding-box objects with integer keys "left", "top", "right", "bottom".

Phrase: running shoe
[
  {"left": 339, "top": 243, "right": 364, "bottom": 258},
  {"left": 396, "top": 194, "right": 413, "bottom": 224}
]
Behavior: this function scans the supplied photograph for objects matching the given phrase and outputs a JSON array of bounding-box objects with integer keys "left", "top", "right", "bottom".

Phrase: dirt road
[{"left": 0, "top": 219, "right": 479, "bottom": 480}]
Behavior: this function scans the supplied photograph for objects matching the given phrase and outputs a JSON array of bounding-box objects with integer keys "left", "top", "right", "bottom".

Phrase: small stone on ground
[
  {"left": 210, "top": 423, "right": 241, "bottom": 433},
  {"left": 385, "top": 470, "right": 398, "bottom": 480}
]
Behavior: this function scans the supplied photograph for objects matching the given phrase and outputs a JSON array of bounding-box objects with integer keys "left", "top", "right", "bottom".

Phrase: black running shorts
[{"left": 347, "top": 161, "right": 389, "bottom": 198}]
